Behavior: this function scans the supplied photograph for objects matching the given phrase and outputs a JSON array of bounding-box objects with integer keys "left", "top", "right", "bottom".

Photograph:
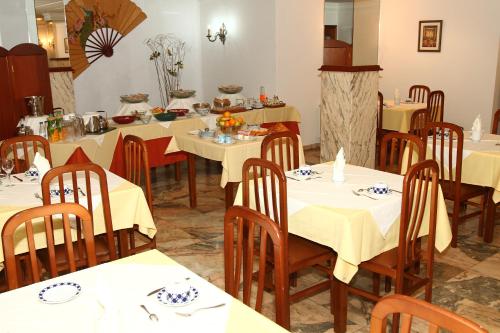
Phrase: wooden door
[
  {"left": 0, "top": 47, "right": 17, "bottom": 140},
  {"left": 8, "top": 44, "right": 53, "bottom": 119},
  {"left": 323, "top": 39, "right": 352, "bottom": 66}
]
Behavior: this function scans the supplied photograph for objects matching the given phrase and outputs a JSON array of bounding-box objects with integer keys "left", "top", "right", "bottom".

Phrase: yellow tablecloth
[
  {"left": 49, "top": 107, "right": 301, "bottom": 169},
  {"left": 383, "top": 100, "right": 426, "bottom": 132},
  {"left": 0, "top": 171, "right": 156, "bottom": 263},
  {"left": 234, "top": 162, "right": 451, "bottom": 283},
  {"left": 174, "top": 133, "right": 305, "bottom": 187},
  {"left": 0, "top": 249, "right": 289, "bottom": 332}
]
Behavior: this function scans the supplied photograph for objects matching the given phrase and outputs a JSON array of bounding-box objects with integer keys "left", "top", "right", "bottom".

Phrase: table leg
[
  {"left": 187, "top": 153, "right": 197, "bottom": 208},
  {"left": 484, "top": 188, "right": 496, "bottom": 243},
  {"left": 333, "top": 277, "right": 347, "bottom": 333},
  {"left": 117, "top": 229, "right": 129, "bottom": 258},
  {"left": 225, "top": 182, "right": 236, "bottom": 210}
]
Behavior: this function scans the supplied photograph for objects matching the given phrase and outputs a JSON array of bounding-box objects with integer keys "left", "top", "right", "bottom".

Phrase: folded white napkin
[
  {"left": 33, "top": 152, "right": 51, "bottom": 183},
  {"left": 471, "top": 114, "right": 482, "bottom": 141},
  {"left": 332, "top": 147, "right": 346, "bottom": 183}
]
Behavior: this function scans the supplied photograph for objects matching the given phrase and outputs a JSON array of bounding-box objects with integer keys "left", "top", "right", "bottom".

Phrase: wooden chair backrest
[
  {"left": 492, "top": 109, "right": 500, "bottom": 134},
  {"left": 40, "top": 163, "right": 117, "bottom": 261},
  {"left": 2, "top": 203, "right": 97, "bottom": 290},
  {"left": 379, "top": 132, "right": 425, "bottom": 175},
  {"left": 261, "top": 131, "right": 299, "bottom": 172},
  {"left": 123, "top": 135, "right": 153, "bottom": 212},
  {"left": 0, "top": 135, "right": 52, "bottom": 173},
  {"left": 377, "top": 91, "right": 384, "bottom": 131},
  {"left": 424, "top": 122, "right": 464, "bottom": 191},
  {"left": 409, "top": 108, "right": 430, "bottom": 139},
  {"left": 427, "top": 90, "right": 445, "bottom": 122},
  {"left": 242, "top": 158, "right": 288, "bottom": 249},
  {"left": 224, "top": 205, "right": 290, "bottom": 330},
  {"left": 395, "top": 160, "right": 439, "bottom": 294},
  {"left": 409, "top": 85, "right": 430, "bottom": 104},
  {"left": 370, "top": 294, "right": 488, "bottom": 333}
]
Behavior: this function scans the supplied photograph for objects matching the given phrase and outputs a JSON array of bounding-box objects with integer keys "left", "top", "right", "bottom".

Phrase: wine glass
[{"left": 2, "top": 158, "right": 14, "bottom": 186}]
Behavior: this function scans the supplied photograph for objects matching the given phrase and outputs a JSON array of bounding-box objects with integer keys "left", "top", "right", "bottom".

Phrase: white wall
[
  {"left": 199, "top": 0, "right": 276, "bottom": 102},
  {"left": 275, "top": 0, "right": 324, "bottom": 145},
  {"left": 378, "top": 0, "right": 500, "bottom": 130},
  {"left": 0, "top": 0, "right": 37, "bottom": 49},
  {"left": 54, "top": 22, "right": 68, "bottom": 58},
  {"left": 352, "top": 0, "right": 379, "bottom": 65},
  {"left": 71, "top": 0, "right": 203, "bottom": 115}
]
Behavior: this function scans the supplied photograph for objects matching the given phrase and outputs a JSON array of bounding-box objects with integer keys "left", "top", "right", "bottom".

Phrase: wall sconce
[{"left": 206, "top": 23, "right": 227, "bottom": 45}]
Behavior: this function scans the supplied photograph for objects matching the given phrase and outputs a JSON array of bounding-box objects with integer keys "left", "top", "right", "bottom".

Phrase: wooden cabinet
[{"left": 0, "top": 43, "right": 52, "bottom": 140}]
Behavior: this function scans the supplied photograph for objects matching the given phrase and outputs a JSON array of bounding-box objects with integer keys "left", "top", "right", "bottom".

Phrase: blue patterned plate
[
  {"left": 38, "top": 282, "right": 81, "bottom": 304},
  {"left": 157, "top": 286, "right": 199, "bottom": 307},
  {"left": 367, "top": 187, "right": 393, "bottom": 195}
]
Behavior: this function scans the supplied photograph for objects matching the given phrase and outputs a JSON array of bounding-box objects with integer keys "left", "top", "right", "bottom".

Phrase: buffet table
[
  {"left": 0, "top": 250, "right": 289, "bottom": 332},
  {"left": 174, "top": 132, "right": 305, "bottom": 209},
  {"left": 49, "top": 107, "right": 301, "bottom": 172}
]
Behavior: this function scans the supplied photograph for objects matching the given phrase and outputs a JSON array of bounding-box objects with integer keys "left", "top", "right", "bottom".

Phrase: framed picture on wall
[{"left": 418, "top": 20, "right": 443, "bottom": 52}]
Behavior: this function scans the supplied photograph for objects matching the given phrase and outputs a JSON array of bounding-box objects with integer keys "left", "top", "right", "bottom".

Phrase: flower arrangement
[{"left": 145, "top": 34, "right": 187, "bottom": 107}]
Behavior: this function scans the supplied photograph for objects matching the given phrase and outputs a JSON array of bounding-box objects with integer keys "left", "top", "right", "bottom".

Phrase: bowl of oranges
[{"left": 216, "top": 111, "right": 245, "bottom": 134}]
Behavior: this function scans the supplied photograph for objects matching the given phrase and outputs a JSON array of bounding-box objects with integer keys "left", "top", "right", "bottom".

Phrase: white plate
[
  {"left": 38, "top": 282, "right": 81, "bottom": 304},
  {"left": 157, "top": 286, "right": 199, "bottom": 307},
  {"left": 213, "top": 139, "right": 234, "bottom": 145}
]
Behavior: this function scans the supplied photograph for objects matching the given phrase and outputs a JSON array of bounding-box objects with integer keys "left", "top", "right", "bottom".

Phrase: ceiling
[{"left": 34, "top": 0, "right": 65, "bottom": 22}]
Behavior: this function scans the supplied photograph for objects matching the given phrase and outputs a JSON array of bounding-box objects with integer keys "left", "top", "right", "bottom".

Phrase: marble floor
[{"left": 150, "top": 147, "right": 500, "bottom": 333}]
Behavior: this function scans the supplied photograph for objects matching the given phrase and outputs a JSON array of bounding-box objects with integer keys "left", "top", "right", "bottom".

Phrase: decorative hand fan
[{"left": 65, "top": 0, "right": 147, "bottom": 78}]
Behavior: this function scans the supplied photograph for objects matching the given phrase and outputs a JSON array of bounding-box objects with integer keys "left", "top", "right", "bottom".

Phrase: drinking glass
[{"left": 2, "top": 158, "right": 14, "bottom": 186}]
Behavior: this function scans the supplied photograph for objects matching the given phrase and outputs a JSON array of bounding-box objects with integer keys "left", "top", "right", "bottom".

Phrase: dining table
[
  {"left": 0, "top": 169, "right": 156, "bottom": 263},
  {"left": 234, "top": 162, "right": 452, "bottom": 333},
  {"left": 0, "top": 249, "right": 289, "bottom": 332},
  {"left": 173, "top": 132, "right": 305, "bottom": 209},
  {"left": 383, "top": 99, "right": 426, "bottom": 132},
  {"left": 424, "top": 131, "right": 500, "bottom": 242}
]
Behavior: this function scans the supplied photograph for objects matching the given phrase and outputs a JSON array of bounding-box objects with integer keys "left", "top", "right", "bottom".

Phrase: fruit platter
[{"left": 216, "top": 111, "right": 245, "bottom": 134}]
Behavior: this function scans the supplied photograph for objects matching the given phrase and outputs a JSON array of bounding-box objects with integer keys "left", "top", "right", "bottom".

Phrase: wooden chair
[
  {"left": 379, "top": 132, "right": 425, "bottom": 175},
  {"left": 408, "top": 85, "right": 430, "bottom": 104},
  {"left": 261, "top": 131, "right": 299, "bottom": 171},
  {"left": 242, "top": 158, "right": 336, "bottom": 308},
  {"left": 2, "top": 203, "right": 97, "bottom": 290},
  {"left": 0, "top": 135, "right": 52, "bottom": 173},
  {"left": 409, "top": 108, "right": 429, "bottom": 139},
  {"left": 376, "top": 91, "right": 392, "bottom": 168},
  {"left": 348, "top": 160, "right": 440, "bottom": 332},
  {"left": 370, "top": 294, "right": 488, "bottom": 333},
  {"left": 224, "top": 205, "right": 290, "bottom": 330},
  {"left": 427, "top": 91, "right": 445, "bottom": 122},
  {"left": 41, "top": 163, "right": 118, "bottom": 266},
  {"left": 424, "top": 122, "right": 487, "bottom": 248},
  {"left": 492, "top": 109, "right": 500, "bottom": 134},
  {"left": 123, "top": 135, "right": 156, "bottom": 254}
]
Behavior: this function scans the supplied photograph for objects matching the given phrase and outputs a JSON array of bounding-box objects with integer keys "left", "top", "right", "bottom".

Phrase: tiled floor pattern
[{"left": 150, "top": 148, "right": 500, "bottom": 332}]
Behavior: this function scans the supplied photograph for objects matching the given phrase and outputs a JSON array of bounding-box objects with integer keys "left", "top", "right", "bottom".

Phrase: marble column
[
  {"left": 49, "top": 70, "right": 76, "bottom": 114},
  {"left": 320, "top": 66, "right": 380, "bottom": 168}
]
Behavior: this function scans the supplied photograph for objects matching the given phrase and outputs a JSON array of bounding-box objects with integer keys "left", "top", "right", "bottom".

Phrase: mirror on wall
[
  {"left": 34, "top": 0, "right": 70, "bottom": 68},
  {"left": 323, "top": 0, "right": 380, "bottom": 67}
]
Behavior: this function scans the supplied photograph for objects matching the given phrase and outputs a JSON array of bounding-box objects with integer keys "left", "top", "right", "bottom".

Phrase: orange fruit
[
  {"left": 223, "top": 111, "right": 231, "bottom": 118},
  {"left": 229, "top": 119, "right": 236, "bottom": 126},
  {"left": 224, "top": 120, "right": 231, "bottom": 127}
]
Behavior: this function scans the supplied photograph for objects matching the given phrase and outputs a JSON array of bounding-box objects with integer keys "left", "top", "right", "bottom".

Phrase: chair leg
[
  {"left": 290, "top": 272, "right": 298, "bottom": 288},
  {"left": 477, "top": 194, "right": 486, "bottom": 237},
  {"left": 451, "top": 200, "right": 461, "bottom": 248},
  {"left": 384, "top": 276, "right": 392, "bottom": 292},
  {"left": 174, "top": 162, "right": 182, "bottom": 181},
  {"left": 372, "top": 273, "right": 380, "bottom": 296}
]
